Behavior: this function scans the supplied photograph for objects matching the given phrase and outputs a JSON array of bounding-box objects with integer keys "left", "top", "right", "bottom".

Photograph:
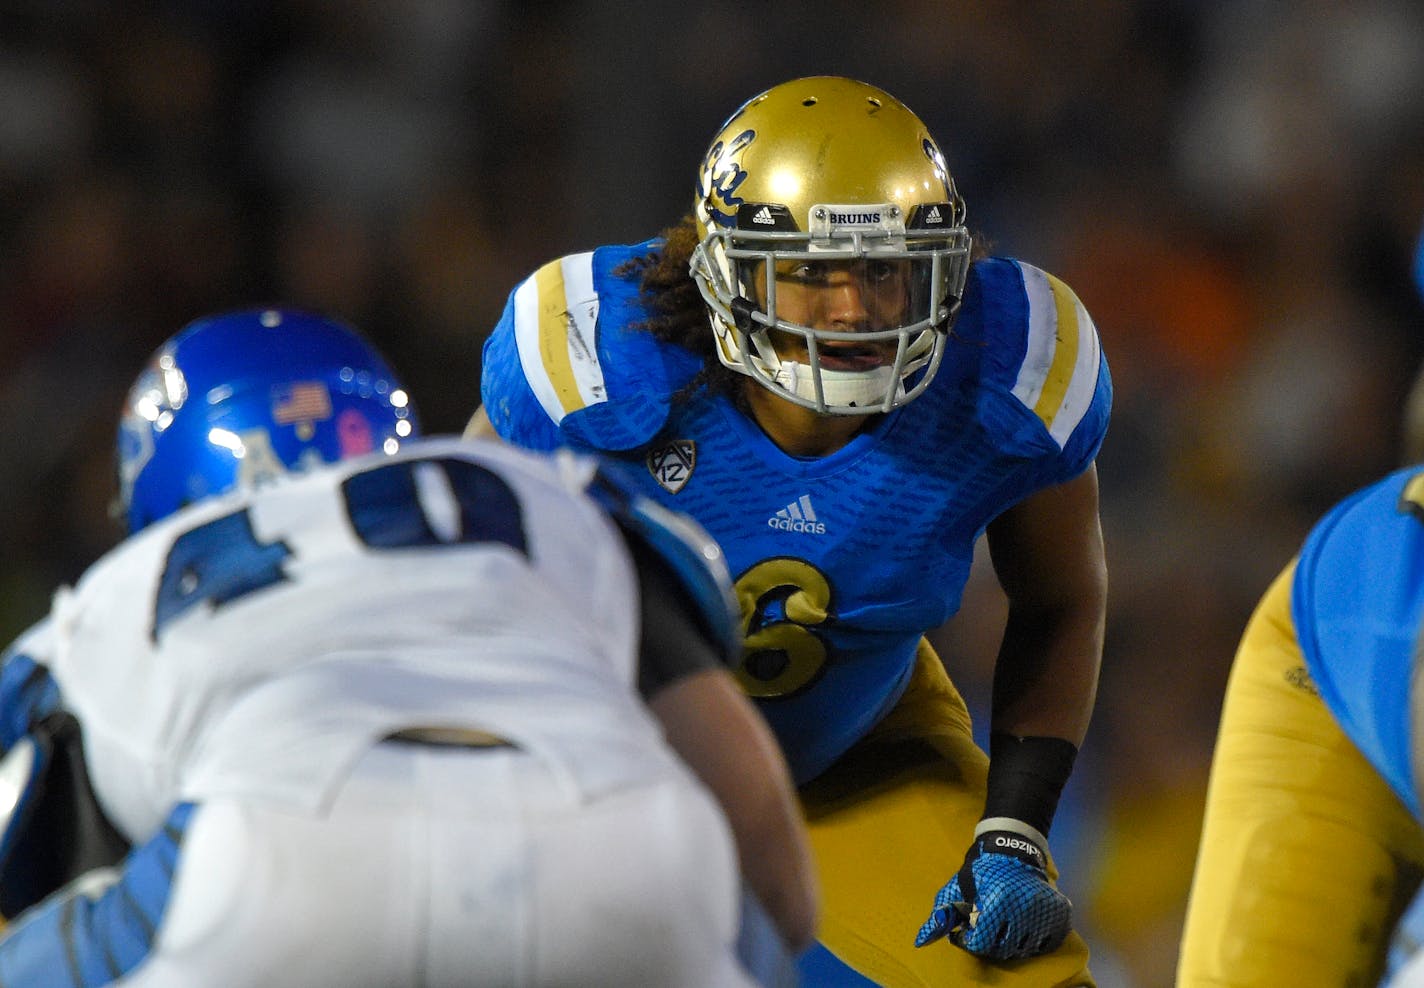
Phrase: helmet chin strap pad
[
  {"left": 770, "top": 360, "right": 900, "bottom": 411},
  {"left": 727, "top": 310, "right": 908, "bottom": 414}
]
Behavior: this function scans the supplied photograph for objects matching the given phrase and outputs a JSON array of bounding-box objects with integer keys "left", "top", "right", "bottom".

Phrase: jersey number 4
[{"left": 152, "top": 458, "right": 527, "bottom": 640}]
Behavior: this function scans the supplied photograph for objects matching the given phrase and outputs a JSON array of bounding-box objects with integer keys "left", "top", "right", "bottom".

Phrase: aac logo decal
[{"left": 647, "top": 439, "right": 696, "bottom": 494}]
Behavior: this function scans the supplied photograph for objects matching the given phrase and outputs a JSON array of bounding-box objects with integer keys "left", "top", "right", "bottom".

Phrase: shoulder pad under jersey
[
  {"left": 954, "top": 257, "right": 1112, "bottom": 475},
  {"left": 479, "top": 241, "right": 703, "bottom": 453},
  {"left": 586, "top": 466, "right": 740, "bottom": 664}
]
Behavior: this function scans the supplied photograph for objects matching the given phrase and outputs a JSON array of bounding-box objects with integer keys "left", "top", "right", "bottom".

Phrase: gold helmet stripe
[
  {"left": 1014, "top": 264, "right": 1103, "bottom": 447},
  {"left": 512, "top": 251, "right": 605, "bottom": 423}
]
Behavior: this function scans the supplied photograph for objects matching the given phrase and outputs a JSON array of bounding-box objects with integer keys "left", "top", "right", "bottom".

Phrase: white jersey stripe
[
  {"left": 512, "top": 252, "right": 605, "bottom": 425},
  {"left": 1010, "top": 263, "right": 1102, "bottom": 448}
]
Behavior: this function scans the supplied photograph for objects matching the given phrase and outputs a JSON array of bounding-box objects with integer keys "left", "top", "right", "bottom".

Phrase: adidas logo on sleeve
[{"left": 768, "top": 495, "right": 826, "bottom": 534}]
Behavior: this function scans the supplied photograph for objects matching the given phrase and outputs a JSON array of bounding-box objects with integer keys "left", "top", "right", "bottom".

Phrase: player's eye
[
  {"left": 778, "top": 261, "right": 828, "bottom": 284},
  {"left": 864, "top": 260, "right": 903, "bottom": 284}
]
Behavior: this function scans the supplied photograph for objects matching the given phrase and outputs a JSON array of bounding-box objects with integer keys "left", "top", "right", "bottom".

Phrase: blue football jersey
[
  {"left": 480, "top": 242, "right": 1112, "bottom": 782},
  {"left": 1292, "top": 466, "right": 1424, "bottom": 817}
]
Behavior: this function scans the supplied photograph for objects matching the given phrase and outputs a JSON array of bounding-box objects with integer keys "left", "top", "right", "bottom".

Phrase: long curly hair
[{"left": 615, "top": 214, "right": 749, "bottom": 408}]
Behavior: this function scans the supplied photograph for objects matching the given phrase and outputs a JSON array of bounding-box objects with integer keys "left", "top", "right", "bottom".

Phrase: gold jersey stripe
[
  {"left": 512, "top": 251, "right": 601, "bottom": 426},
  {"left": 532, "top": 258, "right": 584, "bottom": 416},
  {"left": 1033, "top": 272, "right": 1083, "bottom": 431},
  {"left": 1012, "top": 262, "right": 1101, "bottom": 447}
]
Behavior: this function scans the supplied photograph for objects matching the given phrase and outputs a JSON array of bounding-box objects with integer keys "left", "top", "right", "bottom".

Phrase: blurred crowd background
[{"left": 2, "top": 2, "right": 1423, "bottom": 984}]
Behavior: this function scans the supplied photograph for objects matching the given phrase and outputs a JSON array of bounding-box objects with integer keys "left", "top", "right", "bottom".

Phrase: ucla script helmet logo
[{"left": 698, "top": 129, "right": 756, "bottom": 226}]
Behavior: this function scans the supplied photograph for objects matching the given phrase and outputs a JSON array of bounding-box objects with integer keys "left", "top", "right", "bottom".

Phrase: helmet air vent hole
[
  {"left": 802, "top": 97, "right": 817, "bottom": 107},
  {"left": 867, "top": 98, "right": 882, "bottom": 109}
]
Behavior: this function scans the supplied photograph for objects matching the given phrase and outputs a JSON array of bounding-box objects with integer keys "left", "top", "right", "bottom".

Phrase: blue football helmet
[{"left": 117, "top": 307, "right": 418, "bottom": 534}]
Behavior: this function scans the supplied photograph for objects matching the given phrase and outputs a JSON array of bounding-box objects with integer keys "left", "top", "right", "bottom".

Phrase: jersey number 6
[{"left": 733, "top": 557, "right": 834, "bottom": 699}]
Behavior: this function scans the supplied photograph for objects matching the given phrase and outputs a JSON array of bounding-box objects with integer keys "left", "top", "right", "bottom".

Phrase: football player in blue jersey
[
  {"left": 468, "top": 76, "right": 1112, "bottom": 986},
  {"left": 1179, "top": 222, "right": 1424, "bottom": 988},
  {"left": 1177, "top": 465, "right": 1424, "bottom": 987},
  {"left": 0, "top": 308, "right": 816, "bottom": 986},
  {"left": 1361, "top": 221, "right": 1424, "bottom": 988}
]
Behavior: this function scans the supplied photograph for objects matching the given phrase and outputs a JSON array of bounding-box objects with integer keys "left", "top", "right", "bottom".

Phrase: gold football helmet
[{"left": 691, "top": 76, "right": 972, "bottom": 415}]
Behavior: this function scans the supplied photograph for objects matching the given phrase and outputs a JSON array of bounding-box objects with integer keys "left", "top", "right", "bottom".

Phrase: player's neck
[{"left": 742, "top": 382, "right": 875, "bottom": 458}]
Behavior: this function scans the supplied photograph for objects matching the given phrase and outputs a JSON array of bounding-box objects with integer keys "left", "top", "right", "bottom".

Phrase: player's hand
[{"left": 914, "top": 826, "right": 1072, "bottom": 960}]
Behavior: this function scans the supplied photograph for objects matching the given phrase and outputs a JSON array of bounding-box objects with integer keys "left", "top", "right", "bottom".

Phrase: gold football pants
[
  {"left": 1177, "top": 564, "right": 1424, "bottom": 986},
  {"left": 800, "top": 640, "right": 1094, "bottom": 987}
]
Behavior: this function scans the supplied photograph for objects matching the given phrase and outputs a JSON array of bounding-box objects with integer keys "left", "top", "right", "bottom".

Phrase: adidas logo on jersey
[
  {"left": 751, "top": 206, "right": 776, "bottom": 225},
  {"left": 768, "top": 495, "right": 825, "bottom": 534}
]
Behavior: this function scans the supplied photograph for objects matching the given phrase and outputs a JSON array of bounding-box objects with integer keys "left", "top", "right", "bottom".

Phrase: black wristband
[{"left": 983, "top": 732, "right": 1078, "bottom": 837}]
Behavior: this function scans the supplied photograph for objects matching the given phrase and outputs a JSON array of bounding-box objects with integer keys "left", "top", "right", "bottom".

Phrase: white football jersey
[{"left": 38, "top": 437, "right": 686, "bottom": 843}]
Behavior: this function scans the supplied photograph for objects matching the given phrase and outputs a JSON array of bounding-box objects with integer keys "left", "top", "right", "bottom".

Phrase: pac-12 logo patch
[{"left": 647, "top": 439, "right": 696, "bottom": 494}]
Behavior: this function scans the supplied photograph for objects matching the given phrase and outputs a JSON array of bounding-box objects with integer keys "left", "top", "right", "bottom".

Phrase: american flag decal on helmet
[
  {"left": 271, "top": 382, "right": 333, "bottom": 424},
  {"left": 647, "top": 439, "right": 696, "bottom": 494}
]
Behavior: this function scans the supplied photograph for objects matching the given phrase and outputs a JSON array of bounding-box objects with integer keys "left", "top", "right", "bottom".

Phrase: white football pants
[{"left": 120, "top": 741, "right": 752, "bottom": 986}]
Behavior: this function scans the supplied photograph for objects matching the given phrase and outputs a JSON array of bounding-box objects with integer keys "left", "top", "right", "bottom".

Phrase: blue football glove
[{"left": 914, "top": 823, "right": 1072, "bottom": 960}]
